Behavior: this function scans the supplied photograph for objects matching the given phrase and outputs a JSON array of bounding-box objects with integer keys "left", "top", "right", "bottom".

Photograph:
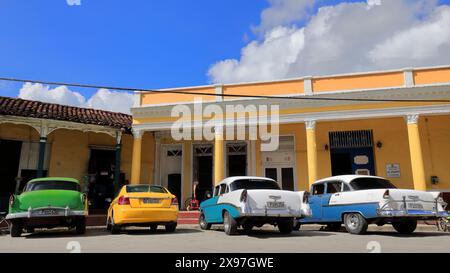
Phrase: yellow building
[
  {"left": 0, "top": 97, "right": 137, "bottom": 214},
  {"left": 130, "top": 65, "right": 450, "bottom": 208}
]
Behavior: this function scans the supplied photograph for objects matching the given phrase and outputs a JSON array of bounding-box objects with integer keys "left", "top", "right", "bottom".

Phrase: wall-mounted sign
[{"left": 386, "top": 164, "right": 401, "bottom": 178}]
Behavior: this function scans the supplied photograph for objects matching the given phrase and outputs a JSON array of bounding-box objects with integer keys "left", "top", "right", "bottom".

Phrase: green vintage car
[{"left": 6, "top": 177, "right": 88, "bottom": 237}]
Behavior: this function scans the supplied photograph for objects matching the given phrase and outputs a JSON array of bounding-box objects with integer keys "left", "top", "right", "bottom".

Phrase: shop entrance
[
  {"left": 0, "top": 139, "right": 22, "bottom": 213},
  {"left": 87, "top": 149, "right": 116, "bottom": 213},
  {"left": 329, "top": 130, "right": 376, "bottom": 176},
  {"left": 227, "top": 142, "right": 247, "bottom": 177},
  {"left": 193, "top": 145, "right": 213, "bottom": 203},
  {"left": 161, "top": 145, "right": 183, "bottom": 207}
]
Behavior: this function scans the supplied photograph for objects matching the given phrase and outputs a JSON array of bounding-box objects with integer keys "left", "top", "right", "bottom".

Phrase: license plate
[
  {"left": 143, "top": 198, "right": 160, "bottom": 204},
  {"left": 34, "top": 209, "right": 59, "bottom": 216},
  {"left": 266, "top": 201, "right": 285, "bottom": 209},
  {"left": 408, "top": 203, "right": 424, "bottom": 210}
]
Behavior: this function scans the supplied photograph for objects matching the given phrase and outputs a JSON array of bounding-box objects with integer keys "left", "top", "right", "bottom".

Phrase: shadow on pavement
[
  {"left": 24, "top": 228, "right": 110, "bottom": 239},
  {"left": 122, "top": 228, "right": 203, "bottom": 236},
  {"left": 209, "top": 227, "right": 334, "bottom": 239}
]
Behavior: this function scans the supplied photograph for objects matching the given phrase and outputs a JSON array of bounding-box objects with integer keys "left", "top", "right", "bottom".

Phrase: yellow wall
[
  {"left": 223, "top": 80, "right": 304, "bottom": 99},
  {"left": 0, "top": 123, "right": 39, "bottom": 142},
  {"left": 141, "top": 87, "right": 216, "bottom": 105},
  {"left": 139, "top": 132, "right": 155, "bottom": 184},
  {"left": 414, "top": 67, "right": 450, "bottom": 85},
  {"left": 421, "top": 115, "right": 450, "bottom": 191}
]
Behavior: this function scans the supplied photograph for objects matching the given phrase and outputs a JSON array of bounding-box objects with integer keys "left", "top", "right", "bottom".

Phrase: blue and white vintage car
[
  {"left": 199, "top": 176, "right": 311, "bottom": 235},
  {"left": 298, "top": 175, "right": 448, "bottom": 234}
]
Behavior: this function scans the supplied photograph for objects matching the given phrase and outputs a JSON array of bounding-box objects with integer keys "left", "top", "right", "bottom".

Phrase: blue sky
[{"left": 1, "top": 0, "right": 450, "bottom": 113}]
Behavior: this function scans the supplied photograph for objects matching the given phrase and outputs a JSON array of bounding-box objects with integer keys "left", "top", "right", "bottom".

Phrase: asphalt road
[{"left": 0, "top": 225, "right": 449, "bottom": 253}]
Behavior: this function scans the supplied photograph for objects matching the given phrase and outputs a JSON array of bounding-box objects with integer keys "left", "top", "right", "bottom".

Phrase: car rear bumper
[
  {"left": 6, "top": 209, "right": 86, "bottom": 220},
  {"left": 113, "top": 206, "right": 178, "bottom": 225},
  {"left": 377, "top": 209, "right": 448, "bottom": 219}
]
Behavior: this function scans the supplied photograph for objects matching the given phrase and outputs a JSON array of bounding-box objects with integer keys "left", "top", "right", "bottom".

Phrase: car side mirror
[{"left": 205, "top": 191, "right": 212, "bottom": 199}]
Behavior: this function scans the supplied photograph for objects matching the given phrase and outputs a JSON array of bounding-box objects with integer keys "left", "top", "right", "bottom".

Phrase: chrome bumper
[
  {"left": 6, "top": 207, "right": 87, "bottom": 220},
  {"left": 377, "top": 197, "right": 448, "bottom": 218}
]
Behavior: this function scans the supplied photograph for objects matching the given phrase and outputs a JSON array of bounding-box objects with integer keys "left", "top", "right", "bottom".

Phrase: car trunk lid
[{"left": 126, "top": 192, "right": 173, "bottom": 208}]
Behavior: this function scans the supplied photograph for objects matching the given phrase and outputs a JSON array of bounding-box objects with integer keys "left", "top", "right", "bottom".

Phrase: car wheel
[
  {"left": 293, "top": 219, "right": 301, "bottom": 231},
  {"left": 278, "top": 218, "right": 294, "bottom": 234},
  {"left": 242, "top": 222, "right": 253, "bottom": 233},
  {"left": 10, "top": 220, "right": 23, "bottom": 238},
  {"left": 165, "top": 223, "right": 177, "bottom": 232},
  {"left": 76, "top": 218, "right": 86, "bottom": 235},
  {"left": 199, "top": 213, "right": 211, "bottom": 230},
  {"left": 344, "top": 213, "right": 368, "bottom": 235},
  {"left": 110, "top": 213, "right": 121, "bottom": 234},
  {"left": 326, "top": 223, "right": 342, "bottom": 232},
  {"left": 106, "top": 217, "right": 111, "bottom": 231},
  {"left": 392, "top": 220, "right": 417, "bottom": 234},
  {"left": 223, "top": 211, "right": 238, "bottom": 235}
]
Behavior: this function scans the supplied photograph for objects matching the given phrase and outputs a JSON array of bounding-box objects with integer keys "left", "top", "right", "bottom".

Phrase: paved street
[{"left": 0, "top": 224, "right": 449, "bottom": 253}]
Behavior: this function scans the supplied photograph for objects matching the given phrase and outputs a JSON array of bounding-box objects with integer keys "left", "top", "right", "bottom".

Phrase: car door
[
  {"left": 305, "top": 183, "right": 326, "bottom": 222},
  {"left": 322, "top": 181, "right": 344, "bottom": 222},
  {"left": 201, "top": 185, "right": 220, "bottom": 223}
]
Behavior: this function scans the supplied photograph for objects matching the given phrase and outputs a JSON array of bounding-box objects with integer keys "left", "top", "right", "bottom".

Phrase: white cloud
[
  {"left": 208, "top": 0, "right": 450, "bottom": 84},
  {"left": 18, "top": 83, "right": 133, "bottom": 114}
]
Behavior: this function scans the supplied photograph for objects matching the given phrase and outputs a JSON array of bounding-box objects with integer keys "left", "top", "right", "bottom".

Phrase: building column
[
  {"left": 214, "top": 126, "right": 225, "bottom": 185},
  {"left": 131, "top": 129, "right": 143, "bottom": 185},
  {"left": 306, "top": 120, "right": 318, "bottom": 187},
  {"left": 153, "top": 132, "right": 161, "bottom": 185},
  {"left": 37, "top": 125, "right": 48, "bottom": 178},
  {"left": 114, "top": 131, "right": 122, "bottom": 193},
  {"left": 405, "top": 114, "right": 427, "bottom": 191}
]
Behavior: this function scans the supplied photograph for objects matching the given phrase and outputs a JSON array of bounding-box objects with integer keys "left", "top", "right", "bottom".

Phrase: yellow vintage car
[{"left": 106, "top": 185, "right": 178, "bottom": 234}]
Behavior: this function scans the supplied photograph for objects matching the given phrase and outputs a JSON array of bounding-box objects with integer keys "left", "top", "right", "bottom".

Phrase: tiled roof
[{"left": 0, "top": 96, "right": 132, "bottom": 131}]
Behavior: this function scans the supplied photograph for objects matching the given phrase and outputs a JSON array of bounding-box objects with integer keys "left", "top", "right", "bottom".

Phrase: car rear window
[
  {"left": 350, "top": 178, "right": 397, "bottom": 190},
  {"left": 25, "top": 181, "right": 81, "bottom": 192},
  {"left": 230, "top": 179, "right": 280, "bottom": 191},
  {"left": 126, "top": 185, "right": 168, "bottom": 193}
]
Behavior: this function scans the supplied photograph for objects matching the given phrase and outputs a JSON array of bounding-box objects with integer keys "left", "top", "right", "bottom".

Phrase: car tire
[
  {"left": 293, "top": 219, "right": 301, "bottom": 231},
  {"left": 106, "top": 217, "right": 111, "bottom": 231},
  {"left": 344, "top": 213, "right": 368, "bottom": 235},
  {"left": 392, "top": 220, "right": 417, "bottom": 234},
  {"left": 326, "top": 223, "right": 342, "bottom": 232},
  {"left": 165, "top": 223, "right": 177, "bottom": 232},
  {"left": 199, "top": 213, "right": 211, "bottom": 230},
  {"left": 110, "top": 213, "right": 121, "bottom": 234},
  {"left": 10, "top": 220, "right": 23, "bottom": 238},
  {"left": 278, "top": 218, "right": 294, "bottom": 234},
  {"left": 242, "top": 222, "right": 253, "bottom": 233},
  {"left": 223, "top": 211, "right": 238, "bottom": 235},
  {"left": 76, "top": 218, "right": 86, "bottom": 235}
]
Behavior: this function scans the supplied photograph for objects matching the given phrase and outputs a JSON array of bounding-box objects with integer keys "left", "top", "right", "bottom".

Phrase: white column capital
[
  {"left": 115, "top": 131, "right": 122, "bottom": 144},
  {"left": 39, "top": 124, "right": 49, "bottom": 140},
  {"left": 405, "top": 114, "right": 420, "bottom": 125},
  {"left": 305, "top": 120, "right": 317, "bottom": 130},
  {"left": 132, "top": 128, "right": 143, "bottom": 139}
]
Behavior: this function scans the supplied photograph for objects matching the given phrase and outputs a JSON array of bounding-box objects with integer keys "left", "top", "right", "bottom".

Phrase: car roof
[
  {"left": 218, "top": 176, "right": 276, "bottom": 185},
  {"left": 312, "top": 175, "right": 387, "bottom": 185},
  {"left": 28, "top": 177, "right": 80, "bottom": 184}
]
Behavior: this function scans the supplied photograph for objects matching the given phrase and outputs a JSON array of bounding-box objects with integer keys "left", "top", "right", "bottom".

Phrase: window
[
  {"left": 229, "top": 179, "right": 280, "bottom": 191},
  {"left": 343, "top": 184, "right": 351, "bottom": 192},
  {"left": 326, "top": 182, "right": 342, "bottom": 194},
  {"left": 213, "top": 186, "right": 220, "bottom": 197},
  {"left": 219, "top": 184, "right": 227, "bottom": 195},
  {"left": 25, "top": 180, "right": 80, "bottom": 192},
  {"left": 350, "top": 178, "right": 397, "bottom": 190},
  {"left": 126, "top": 185, "right": 167, "bottom": 193},
  {"left": 312, "top": 183, "right": 325, "bottom": 195}
]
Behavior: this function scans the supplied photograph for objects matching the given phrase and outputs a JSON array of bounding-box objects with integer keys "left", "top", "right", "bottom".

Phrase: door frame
[{"left": 161, "top": 144, "right": 183, "bottom": 205}]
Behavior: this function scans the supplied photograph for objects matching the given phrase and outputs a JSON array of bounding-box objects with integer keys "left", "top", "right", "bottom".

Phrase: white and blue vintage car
[
  {"left": 199, "top": 176, "right": 311, "bottom": 235},
  {"left": 298, "top": 175, "right": 448, "bottom": 234}
]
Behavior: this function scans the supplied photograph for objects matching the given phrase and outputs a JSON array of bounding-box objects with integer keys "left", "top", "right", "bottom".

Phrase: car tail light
[
  {"left": 171, "top": 197, "right": 179, "bottom": 206},
  {"left": 383, "top": 190, "right": 390, "bottom": 199},
  {"left": 9, "top": 195, "right": 15, "bottom": 206},
  {"left": 240, "top": 190, "right": 248, "bottom": 203},
  {"left": 437, "top": 192, "right": 444, "bottom": 203},
  {"left": 303, "top": 192, "right": 310, "bottom": 203},
  {"left": 118, "top": 196, "right": 130, "bottom": 205}
]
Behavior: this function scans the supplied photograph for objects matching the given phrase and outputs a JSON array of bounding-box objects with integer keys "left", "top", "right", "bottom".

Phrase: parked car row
[{"left": 5, "top": 175, "right": 449, "bottom": 237}]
